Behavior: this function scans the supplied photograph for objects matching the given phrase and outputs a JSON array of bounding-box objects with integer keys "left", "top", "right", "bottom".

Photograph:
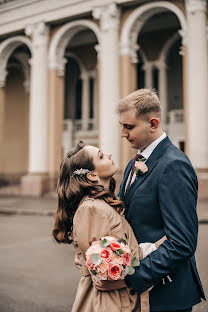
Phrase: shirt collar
[{"left": 138, "top": 132, "right": 167, "bottom": 160}]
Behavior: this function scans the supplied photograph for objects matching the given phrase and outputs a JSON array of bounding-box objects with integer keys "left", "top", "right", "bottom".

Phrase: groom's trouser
[{"left": 151, "top": 308, "right": 192, "bottom": 312}]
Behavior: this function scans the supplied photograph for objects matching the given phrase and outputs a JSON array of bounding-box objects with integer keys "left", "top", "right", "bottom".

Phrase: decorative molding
[
  {"left": 0, "top": 35, "right": 32, "bottom": 87},
  {"left": 185, "top": 0, "right": 207, "bottom": 14},
  {"left": 94, "top": 44, "right": 100, "bottom": 58},
  {"left": 25, "top": 21, "right": 49, "bottom": 48},
  {"left": 120, "top": 1, "right": 187, "bottom": 64},
  {"left": 48, "top": 19, "right": 100, "bottom": 76},
  {"left": 93, "top": 3, "right": 120, "bottom": 32}
]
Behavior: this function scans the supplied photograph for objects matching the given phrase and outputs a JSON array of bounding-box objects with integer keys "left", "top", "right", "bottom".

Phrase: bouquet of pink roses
[{"left": 85, "top": 236, "right": 140, "bottom": 281}]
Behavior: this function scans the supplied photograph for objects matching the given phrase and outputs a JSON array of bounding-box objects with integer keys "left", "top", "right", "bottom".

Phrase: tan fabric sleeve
[{"left": 73, "top": 199, "right": 112, "bottom": 257}]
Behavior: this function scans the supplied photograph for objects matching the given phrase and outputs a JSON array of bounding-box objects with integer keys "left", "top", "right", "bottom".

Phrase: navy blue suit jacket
[{"left": 119, "top": 137, "right": 205, "bottom": 311}]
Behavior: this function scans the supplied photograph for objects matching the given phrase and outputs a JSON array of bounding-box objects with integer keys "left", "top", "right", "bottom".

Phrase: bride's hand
[
  {"left": 155, "top": 235, "right": 167, "bottom": 249},
  {"left": 92, "top": 275, "right": 127, "bottom": 291},
  {"left": 74, "top": 254, "right": 82, "bottom": 270}
]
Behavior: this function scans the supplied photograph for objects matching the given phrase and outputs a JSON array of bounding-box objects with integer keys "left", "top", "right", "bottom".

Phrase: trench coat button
[{"left": 130, "top": 289, "right": 136, "bottom": 295}]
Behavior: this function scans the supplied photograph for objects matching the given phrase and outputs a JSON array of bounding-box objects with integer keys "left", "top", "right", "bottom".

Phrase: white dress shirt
[
  {"left": 125, "top": 132, "right": 166, "bottom": 193},
  {"left": 124, "top": 132, "right": 168, "bottom": 289}
]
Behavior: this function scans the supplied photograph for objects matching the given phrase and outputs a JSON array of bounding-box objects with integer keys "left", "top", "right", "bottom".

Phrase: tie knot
[{"left": 135, "top": 154, "right": 146, "bottom": 162}]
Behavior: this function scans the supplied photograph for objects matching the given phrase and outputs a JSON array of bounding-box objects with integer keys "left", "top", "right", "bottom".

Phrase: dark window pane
[
  {"left": 75, "top": 79, "right": 82, "bottom": 120},
  {"left": 89, "top": 78, "right": 94, "bottom": 119}
]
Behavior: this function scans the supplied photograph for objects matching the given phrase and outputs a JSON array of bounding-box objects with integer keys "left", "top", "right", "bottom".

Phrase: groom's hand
[{"left": 92, "top": 275, "right": 127, "bottom": 291}]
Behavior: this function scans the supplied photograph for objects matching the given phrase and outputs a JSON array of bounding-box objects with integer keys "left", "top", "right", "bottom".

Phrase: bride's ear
[{"left": 86, "top": 172, "right": 99, "bottom": 182}]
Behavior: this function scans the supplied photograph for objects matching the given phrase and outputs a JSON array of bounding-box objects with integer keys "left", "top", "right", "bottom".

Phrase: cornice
[
  {"left": 185, "top": 0, "right": 207, "bottom": 14},
  {"left": 0, "top": 0, "right": 133, "bottom": 37}
]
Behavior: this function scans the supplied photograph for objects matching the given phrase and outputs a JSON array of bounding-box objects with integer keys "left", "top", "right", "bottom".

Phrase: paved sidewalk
[
  {"left": 0, "top": 194, "right": 207, "bottom": 223},
  {"left": 0, "top": 196, "right": 57, "bottom": 216}
]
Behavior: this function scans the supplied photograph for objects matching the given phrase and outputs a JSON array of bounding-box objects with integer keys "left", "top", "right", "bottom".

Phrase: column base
[
  {"left": 21, "top": 174, "right": 51, "bottom": 197},
  {"left": 197, "top": 172, "right": 208, "bottom": 200}
]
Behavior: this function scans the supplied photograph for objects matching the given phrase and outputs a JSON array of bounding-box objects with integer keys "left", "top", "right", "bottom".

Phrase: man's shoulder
[
  {"left": 159, "top": 143, "right": 197, "bottom": 180},
  {"left": 162, "top": 142, "right": 192, "bottom": 165}
]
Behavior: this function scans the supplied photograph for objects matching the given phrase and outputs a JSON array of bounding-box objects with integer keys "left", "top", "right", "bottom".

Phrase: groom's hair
[{"left": 116, "top": 88, "right": 161, "bottom": 119}]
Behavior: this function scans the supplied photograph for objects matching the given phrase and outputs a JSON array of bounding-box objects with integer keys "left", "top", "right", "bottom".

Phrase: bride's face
[{"left": 84, "top": 145, "right": 119, "bottom": 179}]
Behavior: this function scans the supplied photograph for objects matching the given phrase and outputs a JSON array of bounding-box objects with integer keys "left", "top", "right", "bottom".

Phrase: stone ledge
[{"left": 21, "top": 174, "right": 51, "bottom": 197}]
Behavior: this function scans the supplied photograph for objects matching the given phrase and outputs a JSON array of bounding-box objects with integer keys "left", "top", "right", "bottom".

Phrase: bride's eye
[{"left": 100, "top": 152, "right": 103, "bottom": 159}]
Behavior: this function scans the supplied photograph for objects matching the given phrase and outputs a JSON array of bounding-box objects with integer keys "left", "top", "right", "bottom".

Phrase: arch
[
  {"left": 159, "top": 32, "right": 181, "bottom": 63},
  {"left": 120, "top": 1, "right": 187, "bottom": 62},
  {"left": 0, "top": 36, "right": 32, "bottom": 87},
  {"left": 48, "top": 19, "right": 101, "bottom": 76},
  {"left": 65, "top": 52, "right": 87, "bottom": 77},
  {"left": 14, "top": 52, "right": 31, "bottom": 92}
]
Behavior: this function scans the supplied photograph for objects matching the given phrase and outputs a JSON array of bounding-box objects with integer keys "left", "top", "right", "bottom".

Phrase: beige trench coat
[{"left": 72, "top": 197, "right": 149, "bottom": 312}]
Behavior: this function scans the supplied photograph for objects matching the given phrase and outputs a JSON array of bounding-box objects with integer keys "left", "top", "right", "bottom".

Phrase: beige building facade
[{"left": 0, "top": 0, "right": 207, "bottom": 197}]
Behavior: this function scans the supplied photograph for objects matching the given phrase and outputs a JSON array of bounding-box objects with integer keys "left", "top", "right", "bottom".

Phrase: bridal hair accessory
[{"left": 73, "top": 168, "right": 91, "bottom": 176}]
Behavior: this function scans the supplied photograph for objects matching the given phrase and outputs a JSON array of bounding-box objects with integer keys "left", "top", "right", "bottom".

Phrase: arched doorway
[
  {"left": 48, "top": 20, "right": 100, "bottom": 176},
  {"left": 120, "top": 1, "right": 186, "bottom": 158},
  {"left": 0, "top": 37, "right": 31, "bottom": 185}
]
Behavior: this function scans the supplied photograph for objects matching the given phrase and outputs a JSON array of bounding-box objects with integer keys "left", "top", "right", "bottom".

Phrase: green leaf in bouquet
[
  {"left": 91, "top": 253, "right": 102, "bottom": 266},
  {"left": 127, "top": 266, "right": 135, "bottom": 275},
  {"left": 100, "top": 238, "right": 111, "bottom": 248},
  {"left": 90, "top": 270, "right": 97, "bottom": 276},
  {"left": 131, "top": 257, "right": 140, "bottom": 267},
  {"left": 115, "top": 249, "right": 124, "bottom": 256},
  {"left": 125, "top": 266, "right": 129, "bottom": 275},
  {"left": 117, "top": 238, "right": 127, "bottom": 245}
]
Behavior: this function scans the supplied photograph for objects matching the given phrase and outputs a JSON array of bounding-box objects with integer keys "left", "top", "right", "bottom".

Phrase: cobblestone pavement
[{"left": 0, "top": 197, "right": 207, "bottom": 312}]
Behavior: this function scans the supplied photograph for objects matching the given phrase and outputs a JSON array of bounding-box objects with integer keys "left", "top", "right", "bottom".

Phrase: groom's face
[{"left": 119, "top": 109, "right": 152, "bottom": 150}]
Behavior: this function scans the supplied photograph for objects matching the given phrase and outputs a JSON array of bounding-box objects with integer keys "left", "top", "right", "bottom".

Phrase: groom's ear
[{"left": 149, "top": 117, "right": 160, "bottom": 132}]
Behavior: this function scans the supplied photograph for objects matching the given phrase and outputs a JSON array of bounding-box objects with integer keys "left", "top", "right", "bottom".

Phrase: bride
[{"left": 52, "top": 141, "right": 166, "bottom": 312}]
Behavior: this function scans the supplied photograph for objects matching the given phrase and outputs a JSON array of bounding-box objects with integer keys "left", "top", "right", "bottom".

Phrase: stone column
[
  {"left": 0, "top": 86, "right": 5, "bottom": 176},
  {"left": 157, "top": 61, "right": 168, "bottom": 129},
  {"left": 143, "top": 62, "right": 153, "bottom": 89},
  {"left": 21, "top": 22, "right": 50, "bottom": 196},
  {"left": 93, "top": 3, "right": 120, "bottom": 164},
  {"left": 81, "top": 71, "right": 89, "bottom": 132},
  {"left": 185, "top": 0, "right": 208, "bottom": 169}
]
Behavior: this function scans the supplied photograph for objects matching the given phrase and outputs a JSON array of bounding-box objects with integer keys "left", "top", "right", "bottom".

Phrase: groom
[{"left": 95, "top": 89, "right": 205, "bottom": 312}]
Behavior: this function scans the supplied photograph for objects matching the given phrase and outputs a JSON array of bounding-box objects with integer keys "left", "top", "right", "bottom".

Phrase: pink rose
[
  {"left": 110, "top": 242, "right": 121, "bottom": 251},
  {"left": 135, "top": 161, "right": 148, "bottom": 174},
  {"left": 123, "top": 253, "right": 131, "bottom": 266},
  {"left": 97, "top": 261, "right": 109, "bottom": 274},
  {"left": 100, "top": 248, "right": 113, "bottom": 262},
  {"left": 108, "top": 262, "right": 122, "bottom": 280},
  {"left": 86, "top": 242, "right": 102, "bottom": 257},
  {"left": 121, "top": 244, "right": 131, "bottom": 254},
  {"left": 112, "top": 254, "right": 124, "bottom": 265}
]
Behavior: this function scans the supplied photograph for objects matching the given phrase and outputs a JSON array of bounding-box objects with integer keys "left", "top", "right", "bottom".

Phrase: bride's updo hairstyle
[{"left": 52, "top": 141, "right": 124, "bottom": 244}]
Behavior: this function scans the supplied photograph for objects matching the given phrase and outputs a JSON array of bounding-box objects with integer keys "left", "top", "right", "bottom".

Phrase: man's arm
[{"left": 125, "top": 158, "right": 198, "bottom": 294}]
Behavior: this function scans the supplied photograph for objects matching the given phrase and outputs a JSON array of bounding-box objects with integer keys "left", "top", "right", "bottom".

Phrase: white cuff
[{"left": 139, "top": 242, "right": 157, "bottom": 259}]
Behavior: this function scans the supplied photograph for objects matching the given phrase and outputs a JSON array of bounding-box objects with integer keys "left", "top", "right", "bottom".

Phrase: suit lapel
[
  {"left": 124, "top": 136, "right": 172, "bottom": 205},
  {"left": 119, "top": 160, "right": 133, "bottom": 202}
]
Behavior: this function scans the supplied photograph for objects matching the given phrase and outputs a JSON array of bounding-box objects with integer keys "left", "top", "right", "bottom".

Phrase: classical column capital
[
  {"left": 155, "top": 61, "right": 167, "bottom": 70},
  {"left": 0, "top": 67, "right": 7, "bottom": 88},
  {"left": 25, "top": 22, "right": 49, "bottom": 48},
  {"left": 94, "top": 44, "right": 100, "bottom": 58},
  {"left": 178, "top": 29, "right": 188, "bottom": 55},
  {"left": 185, "top": 0, "right": 207, "bottom": 14},
  {"left": 80, "top": 71, "right": 89, "bottom": 81},
  {"left": 142, "top": 62, "right": 153, "bottom": 71},
  {"left": 93, "top": 3, "right": 120, "bottom": 32},
  {"left": 120, "top": 42, "right": 139, "bottom": 64}
]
